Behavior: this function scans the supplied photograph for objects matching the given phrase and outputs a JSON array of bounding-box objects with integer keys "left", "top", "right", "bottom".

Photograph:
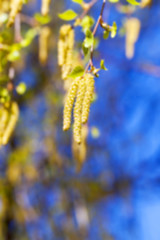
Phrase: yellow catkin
[
  {"left": 7, "top": 0, "right": 23, "bottom": 27},
  {"left": 2, "top": 102, "right": 19, "bottom": 145},
  {"left": 125, "top": 18, "right": 141, "bottom": 59},
  {"left": 140, "top": 0, "right": 152, "bottom": 8},
  {"left": 0, "top": 106, "right": 9, "bottom": 145},
  {"left": 58, "top": 39, "right": 66, "bottom": 66},
  {"left": 58, "top": 25, "right": 74, "bottom": 79},
  {"left": 39, "top": 26, "right": 51, "bottom": 65},
  {"left": 72, "top": 124, "right": 88, "bottom": 171},
  {"left": 61, "top": 48, "right": 72, "bottom": 80},
  {"left": 73, "top": 77, "right": 86, "bottom": 144},
  {"left": 63, "top": 77, "right": 80, "bottom": 131},
  {"left": 82, "top": 73, "right": 94, "bottom": 124},
  {"left": 58, "top": 25, "right": 71, "bottom": 67},
  {"left": 41, "top": 0, "right": 51, "bottom": 16}
]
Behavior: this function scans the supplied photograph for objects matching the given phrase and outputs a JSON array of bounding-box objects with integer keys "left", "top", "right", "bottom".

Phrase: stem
[{"left": 85, "top": 0, "right": 106, "bottom": 73}]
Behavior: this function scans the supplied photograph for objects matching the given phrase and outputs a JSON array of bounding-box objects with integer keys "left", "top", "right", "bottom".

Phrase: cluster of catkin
[
  {"left": 63, "top": 74, "right": 94, "bottom": 144},
  {"left": 58, "top": 25, "right": 95, "bottom": 144},
  {"left": 125, "top": 18, "right": 141, "bottom": 59},
  {"left": 58, "top": 24, "right": 74, "bottom": 80},
  {"left": 0, "top": 102, "right": 19, "bottom": 146}
]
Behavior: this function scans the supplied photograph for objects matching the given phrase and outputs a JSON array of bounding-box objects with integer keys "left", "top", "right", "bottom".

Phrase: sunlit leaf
[
  {"left": 81, "top": 16, "right": 95, "bottom": 33},
  {"left": 72, "top": 0, "right": 83, "bottom": 4},
  {"left": 111, "top": 21, "right": 117, "bottom": 38},
  {"left": 58, "top": 10, "right": 78, "bottom": 21},
  {"left": 100, "top": 59, "right": 108, "bottom": 70},
  {"left": 16, "top": 82, "right": 27, "bottom": 95},
  {"left": 34, "top": 13, "right": 51, "bottom": 24},
  {"left": 68, "top": 66, "right": 84, "bottom": 78},
  {"left": 126, "top": 0, "right": 140, "bottom": 5}
]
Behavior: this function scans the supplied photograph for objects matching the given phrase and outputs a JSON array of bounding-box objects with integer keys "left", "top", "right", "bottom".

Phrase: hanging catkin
[
  {"left": 58, "top": 24, "right": 74, "bottom": 79},
  {"left": 1, "top": 102, "right": 19, "bottom": 145},
  {"left": 82, "top": 73, "right": 94, "bottom": 124},
  {"left": 7, "top": 0, "right": 23, "bottom": 27},
  {"left": 73, "top": 77, "right": 86, "bottom": 144},
  {"left": 125, "top": 18, "right": 141, "bottom": 59},
  {"left": 39, "top": 26, "right": 51, "bottom": 65},
  {"left": 41, "top": 0, "right": 51, "bottom": 16},
  {"left": 63, "top": 77, "right": 80, "bottom": 131},
  {"left": 140, "top": 0, "right": 152, "bottom": 8},
  {"left": 0, "top": 105, "right": 9, "bottom": 145}
]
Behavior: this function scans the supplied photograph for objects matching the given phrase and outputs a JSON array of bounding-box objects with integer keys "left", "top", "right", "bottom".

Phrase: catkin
[
  {"left": 82, "top": 73, "right": 94, "bottom": 124},
  {"left": 63, "top": 77, "right": 80, "bottom": 131},
  {"left": 58, "top": 25, "right": 74, "bottom": 79},
  {"left": 140, "top": 0, "right": 152, "bottom": 8},
  {"left": 41, "top": 0, "right": 51, "bottom": 16},
  {"left": 39, "top": 26, "right": 51, "bottom": 65},
  {"left": 125, "top": 18, "right": 141, "bottom": 59},
  {"left": 58, "top": 39, "right": 66, "bottom": 66},
  {"left": 73, "top": 77, "right": 86, "bottom": 144},
  {"left": 72, "top": 124, "right": 88, "bottom": 171},
  {"left": 2, "top": 102, "right": 19, "bottom": 145},
  {"left": 0, "top": 106, "right": 9, "bottom": 145},
  {"left": 7, "top": 0, "right": 23, "bottom": 27}
]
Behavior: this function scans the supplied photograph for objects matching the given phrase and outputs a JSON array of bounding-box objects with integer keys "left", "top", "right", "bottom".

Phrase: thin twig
[{"left": 85, "top": 0, "right": 106, "bottom": 73}]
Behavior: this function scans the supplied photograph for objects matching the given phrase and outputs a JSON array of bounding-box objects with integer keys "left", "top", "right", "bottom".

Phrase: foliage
[{"left": 0, "top": 0, "right": 154, "bottom": 238}]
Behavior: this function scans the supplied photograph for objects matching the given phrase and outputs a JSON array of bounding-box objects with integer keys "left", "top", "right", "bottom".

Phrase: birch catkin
[
  {"left": 7, "top": 0, "right": 23, "bottom": 27},
  {"left": 0, "top": 105, "right": 9, "bottom": 145},
  {"left": 125, "top": 18, "right": 141, "bottom": 59},
  {"left": 58, "top": 25, "right": 74, "bottom": 79},
  {"left": 73, "top": 77, "right": 86, "bottom": 144},
  {"left": 39, "top": 27, "right": 51, "bottom": 65},
  {"left": 63, "top": 77, "right": 80, "bottom": 131},
  {"left": 41, "top": 0, "right": 51, "bottom": 16},
  {"left": 82, "top": 73, "right": 94, "bottom": 124},
  {"left": 1, "top": 102, "right": 19, "bottom": 145}
]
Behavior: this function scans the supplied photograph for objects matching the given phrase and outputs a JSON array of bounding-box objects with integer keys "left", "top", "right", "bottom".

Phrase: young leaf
[
  {"left": 83, "top": 30, "right": 94, "bottom": 48},
  {"left": 100, "top": 60, "right": 108, "bottom": 70},
  {"left": 68, "top": 66, "right": 84, "bottom": 78},
  {"left": 82, "top": 42, "right": 89, "bottom": 56},
  {"left": 103, "top": 30, "right": 110, "bottom": 39},
  {"left": 16, "top": 82, "right": 27, "bottom": 95},
  {"left": 108, "top": 0, "right": 119, "bottom": 2},
  {"left": 81, "top": 16, "right": 95, "bottom": 33},
  {"left": 34, "top": 13, "right": 51, "bottom": 24},
  {"left": 126, "top": 0, "right": 140, "bottom": 5},
  {"left": 72, "top": 0, "right": 83, "bottom": 4},
  {"left": 58, "top": 10, "right": 78, "bottom": 21},
  {"left": 111, "top": 21, "right": 117, "bottom": 38}
]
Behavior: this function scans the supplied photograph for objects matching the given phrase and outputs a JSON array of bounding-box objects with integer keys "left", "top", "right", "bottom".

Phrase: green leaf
[
  {"left": 16, "top": 82, "right": 27, "bottom": 95},
  {"left": 72, "top": 0, "right": 83, "bottom": 4},
  {"left": 34, "top": 13, "right": 51, "bottom": 24},
  {"left": 7, "top": 50, "right": 20, "bottom": 62},
  {"left": 81, "top": 16, "right": 95, "bottom": 33},
  {"left": 83, "top": 29, "right": 94, "bottom": 48},
  {"left": 126, "top": 0, "right": 140, "bottom": 5},
  {"left": 68, "top": 66, "right": 84, "bottom": 78},
  {"left": 111, "top": 21, "right": 117, "bottom": 38},
  {"left": 58, "top": 9, "right": 78, "bottom": 21},
  {"left": 108, "top": 0, "right": 119, "bottom": 2},
  {"left": 100, "top": 60, "right": 108, "bottom": 70},
  {"left": 82, "top": 42, "right": 89, "bottom": 56},
  {"left": 103, "top": 30, "right": 110, "bottom": 39}
]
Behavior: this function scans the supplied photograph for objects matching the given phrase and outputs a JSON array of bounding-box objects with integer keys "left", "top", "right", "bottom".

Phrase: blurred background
[{"left": 0, "top": 0, "right": 160, "bottom": 239}]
